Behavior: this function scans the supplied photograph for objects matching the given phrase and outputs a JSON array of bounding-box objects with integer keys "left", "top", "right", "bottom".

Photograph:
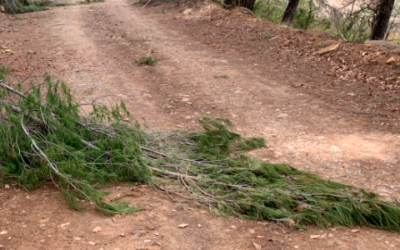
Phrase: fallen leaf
[
  {"left": 386, "top": 57, "right": 396, "bottom": 64},
  {"left": 92, "top": 226, "right": 102, "bottom": 233},
  {"left": 253, "top": 242, "right": 261, "bottom": 249},
  {"left": 178, "top": 223, "right": 188, "bottom": 228},
  {"left": 318, "top": 44, "right": 340, "bottom": 55}
]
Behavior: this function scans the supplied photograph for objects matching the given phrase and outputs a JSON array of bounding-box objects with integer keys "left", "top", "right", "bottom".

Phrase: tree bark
[
  {"left": 370, "top": 0, "right": 395, "bottom": 40},
  {"left": 223, "top": 0, "right": 256, "bottom": 11},
  {"left": 281, "top": 0, "right": 301, "bottom": 25}
]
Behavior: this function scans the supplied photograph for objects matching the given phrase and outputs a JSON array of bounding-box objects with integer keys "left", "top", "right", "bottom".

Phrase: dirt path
[{"left": 1, "top": 1, "right": 400, "bottom": 249}]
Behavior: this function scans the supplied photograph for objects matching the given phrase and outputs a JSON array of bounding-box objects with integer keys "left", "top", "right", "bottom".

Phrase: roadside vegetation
[
  {"left": 253, "top": 0, "right": 380, "bottom": 43},
  {"left": 221, "top": 0, "right": 399, "bottom": 43}
]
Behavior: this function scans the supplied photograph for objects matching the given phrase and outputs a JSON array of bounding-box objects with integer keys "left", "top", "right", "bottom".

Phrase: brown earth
[{"left": 1, "top": 0, "right": 400, "bottom": 249}]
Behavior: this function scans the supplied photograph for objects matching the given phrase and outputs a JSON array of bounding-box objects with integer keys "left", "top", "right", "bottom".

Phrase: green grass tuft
[{"left": 137, "top": 56, "right": 159, "bottom": 66}]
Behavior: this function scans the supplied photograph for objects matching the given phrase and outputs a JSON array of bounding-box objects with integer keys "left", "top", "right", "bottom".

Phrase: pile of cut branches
[{"left": 1, "top": 66, "right": 400, "bottom": 231}]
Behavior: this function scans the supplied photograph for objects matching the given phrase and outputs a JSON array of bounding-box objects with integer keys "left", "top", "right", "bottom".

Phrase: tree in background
[
  {"left": 370, "top": 0, "right": 395, "bottom": 40},
  {"left": 281, "top": 0, "right": 300, "bottom": 24}
]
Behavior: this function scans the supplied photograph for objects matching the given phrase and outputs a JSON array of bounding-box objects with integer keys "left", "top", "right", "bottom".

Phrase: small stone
[
  {"left": 0, "top": 6, "right": 4, "bottom": 13},
  {"left": 197, "top": 224, "right": 201, "bottom": 228},
  {"left": 40, "top": 240, "right": 45, "bottom": 243},
  {"left": 294, "top": 246, "right": 299, "bottom": 249},
  {"left": 277, "top": 113, "right": 288, "bottom": 118},
  {"left": 4, "top": 184, "right": 10, "bottom": 189},
  {"left": 183, "top": 9, "right": 192, "bottom": 15},
  {"left": 310, "top": 234, "right": 320, "bottom": 239},
  {"left": 134, "top": 232, "right": 141, "bottom": 236},
  {"left": 351, "top": 229, "right": 360, "bottom": 233},
  {"left": 60, "top": 222, "right": 70, "bottom": 228},
  {"left": 284, "top": 40, "right": 291, "bottom": 46},
  {"left": 178, "top": 223, "right": 188, "bottom": 228},
  {"left": 144, "top": 239, "right": 151, "bottom": 243},
  {"left": 93, "top": 226, "right": 102, "bottom": 233},
  {"left": 0, "top": 231, "right": 7, "bottom": 235},
  {"left": 249, "top": 229, "right": 255, "bottom": 234},
  {"left": 330, "top": 146, "right": 340, "bottom": 152},
  {"left": 181, "top": 98, "right": 190, "bottom": 102},
  {"left": 88, "top": 241, "right": 96, "bottom": 246},
  {"left": 74, "top": 237, "right": 81, "bottom": 241}
]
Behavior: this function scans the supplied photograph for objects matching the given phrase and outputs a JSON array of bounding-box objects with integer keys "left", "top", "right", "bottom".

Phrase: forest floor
[{"left": 1, "top": 0, "right": 400, "bottom": 249}]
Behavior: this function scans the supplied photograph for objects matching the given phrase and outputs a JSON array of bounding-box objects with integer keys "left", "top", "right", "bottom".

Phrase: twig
[
  {"left": 150, "top": 167, "right": 195, "bottom": 179},
  {"left": 140, "top": 146, "right": 224, "bottom": 167},
  {"left": 0, "top": 82, "right": 100, "bottom": 150},
  {"left": 153, "top": 183, "right": 192, "bottom": 202},
  {"left": 0, "top": 81, "right": 27, "bottom": 98},
  {"left": 20, "top": 118, "right": 98, "bottom": 206},
  {"left": 142, "top": 0, "right": 151, "bottom": 8}
]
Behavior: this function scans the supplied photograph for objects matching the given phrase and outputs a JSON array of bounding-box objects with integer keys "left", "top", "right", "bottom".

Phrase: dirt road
[{"left": 1, "top": 0, "right": 400, "bottom": 249}]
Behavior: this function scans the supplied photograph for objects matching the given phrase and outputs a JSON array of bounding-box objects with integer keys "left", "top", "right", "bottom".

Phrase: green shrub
[
  {"left": 253, "top": 0, "right": 285, "bottom": 24},
  {"left": 293, "top": 0, "right": 315, "bottom": 30},
  {"left": 137, "top": 56, "right": 159, "bottom": 66},
  {"left": 331, "top": 11, "right": 371, "bottom": 43}
]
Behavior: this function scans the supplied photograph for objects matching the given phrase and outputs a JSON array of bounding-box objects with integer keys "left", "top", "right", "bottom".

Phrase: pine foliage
[
  {"left": 1, "top": 67, "right": 400, "bottom": 232},
  {"left": 0, "top": 68, "right": 150, "bottom": 215}
]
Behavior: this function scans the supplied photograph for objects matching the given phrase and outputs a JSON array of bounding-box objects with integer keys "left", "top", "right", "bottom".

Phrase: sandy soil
[{"left": 1, "top": 0, "right": 400, "bottom": 249}]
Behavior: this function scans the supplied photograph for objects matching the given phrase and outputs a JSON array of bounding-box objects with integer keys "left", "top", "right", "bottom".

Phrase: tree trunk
[
  {"left": 370, "top": 0, "right": 395, "bottom": 40},
  {"left": 223, "top": 0, "right": 256, "bottom": 11},
  {"left": 281, "top": 0, "right": 301, "bottom": 25}
]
